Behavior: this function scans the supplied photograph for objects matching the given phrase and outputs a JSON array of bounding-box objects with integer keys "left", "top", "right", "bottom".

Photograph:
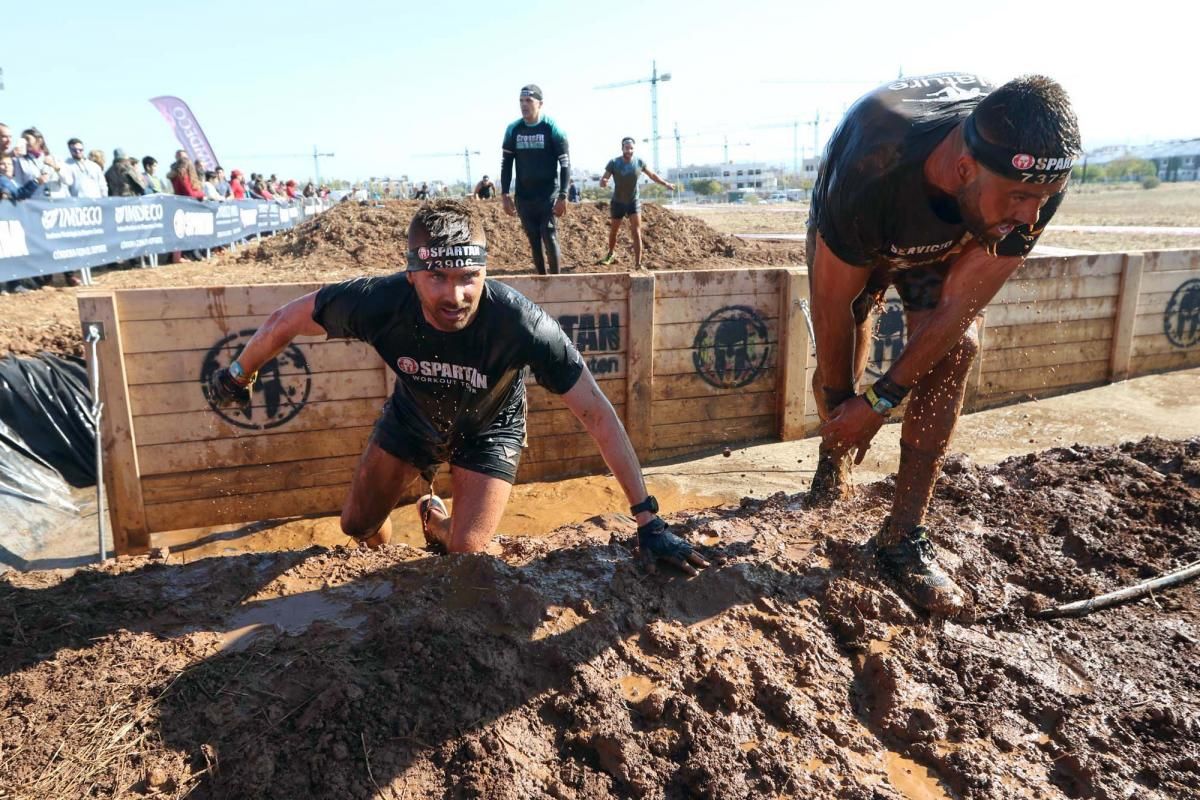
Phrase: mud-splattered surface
[{"left": 2, "top": 438, "right": 1198, "bottom": 799}]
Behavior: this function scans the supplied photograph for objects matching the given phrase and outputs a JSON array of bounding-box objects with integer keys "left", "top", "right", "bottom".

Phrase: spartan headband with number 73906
[
  {"left": 962, "top": 114, "right": 1074, "bottom": 185},
  {"left": 406, "top": 243, "right": 488, "bottom": 271}
]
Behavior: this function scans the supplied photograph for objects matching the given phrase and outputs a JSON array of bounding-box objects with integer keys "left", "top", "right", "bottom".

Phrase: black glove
[
  {"left": 207, "top": 366, "right": 252, "bottom": 407},
  {"left": 637, "top": 517, "right": 710, "bottom": 575}
]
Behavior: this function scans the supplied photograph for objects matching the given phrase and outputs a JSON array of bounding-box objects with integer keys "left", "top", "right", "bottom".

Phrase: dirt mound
[
  {"left": 2, "top": 437, "right": 1198, "bottom": 799},
  {"left": 239, "top": 199, "right": 806, "bottom": 274}
]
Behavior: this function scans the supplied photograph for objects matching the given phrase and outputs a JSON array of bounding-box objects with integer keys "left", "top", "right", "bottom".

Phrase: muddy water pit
[
  {"left": 151, "top": 474, "right": 733, "bottom": 561},
  {"left": 1, "top": 437, "right": 1197, "bottom": 799}
]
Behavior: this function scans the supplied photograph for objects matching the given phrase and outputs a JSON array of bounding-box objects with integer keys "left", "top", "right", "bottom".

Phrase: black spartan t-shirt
[
  {"left": 810, "top": 72, "right": 1065, "bottom": 269},
  {"left": 311, "top": 274, "right": 585, "bottom": 446}
]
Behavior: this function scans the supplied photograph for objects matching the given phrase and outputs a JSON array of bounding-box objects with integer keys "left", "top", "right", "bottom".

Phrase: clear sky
[{"left": 3, "top": 0, "right": 1196, "bottom": 185}]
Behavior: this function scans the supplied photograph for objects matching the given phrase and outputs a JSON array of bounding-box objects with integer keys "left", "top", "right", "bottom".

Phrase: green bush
[{"left": 1141, "top": 176, "right": 1161, "bottom": 189}]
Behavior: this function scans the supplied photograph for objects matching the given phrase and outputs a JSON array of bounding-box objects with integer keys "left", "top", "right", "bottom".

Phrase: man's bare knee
[{"left": 341, "top": 509, "right": 384, "bottom": 543}]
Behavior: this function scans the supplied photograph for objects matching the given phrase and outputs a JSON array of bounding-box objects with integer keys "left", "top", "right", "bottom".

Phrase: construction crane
[
  {"left": 595, "top": 61, "right": 672, "bottom": 174},
  {"left": 417, "top": 147, "right": 482, "bottom": 187},
  {"left": 218, "top": 146, "right": 335, "bottom": 184},
  {"left": 753, "top": 112, "right": 832, "bottom": 174}
]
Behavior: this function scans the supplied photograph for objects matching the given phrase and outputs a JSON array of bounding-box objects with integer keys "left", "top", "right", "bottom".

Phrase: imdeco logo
[{"left": 41, "top": 205, "right": 102, "bottom": 230}]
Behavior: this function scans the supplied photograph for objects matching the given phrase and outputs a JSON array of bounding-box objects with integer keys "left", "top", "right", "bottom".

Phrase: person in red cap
[{"left": 229, "top": 170, "right": 246, "bottom": 199}]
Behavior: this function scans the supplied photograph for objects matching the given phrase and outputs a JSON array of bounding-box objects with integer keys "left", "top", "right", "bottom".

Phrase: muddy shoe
[
  {"left": 417, "top": 494, "right": 449, "bottom": 553},
  {"left": 596, "top": 251, "right": 616, "bottom": 266},
  {"left": 875, "top": 527, "right": 967, "bottom": 616},
  {"left": 808, "top": 447, "right": 853, "bottom": 505}
]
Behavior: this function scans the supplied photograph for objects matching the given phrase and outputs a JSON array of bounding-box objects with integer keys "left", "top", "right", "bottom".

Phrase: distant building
[
  {"left": 668, "top": 161, "right": 781, "bottom": 192},
  {"left": 1084, "top": 139, "right": 1200, "bottom": 182}
]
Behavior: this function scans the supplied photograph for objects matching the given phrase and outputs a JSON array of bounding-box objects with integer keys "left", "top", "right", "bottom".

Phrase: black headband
[
  {"left": 406, "top": 243, "right": 487, "bottom": 271},
  {"left": 621, "top": 137, "right": 635, "bottom": 146},
  {"left": 963, "top": 114, "right": 1074, "bottom": 184}
]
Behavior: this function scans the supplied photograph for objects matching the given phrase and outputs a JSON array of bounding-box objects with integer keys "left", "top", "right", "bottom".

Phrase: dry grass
[{"left": 673, "top": 182, "right": 1200, "bottom": 251}]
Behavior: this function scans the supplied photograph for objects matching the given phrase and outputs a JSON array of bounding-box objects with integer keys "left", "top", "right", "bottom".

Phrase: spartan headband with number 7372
[
  {"left": 406, "top": 243, "right": 487, "bottom": 271},
  {"left": 962, "top": 114, "right": 1074, "bottom": 185}
]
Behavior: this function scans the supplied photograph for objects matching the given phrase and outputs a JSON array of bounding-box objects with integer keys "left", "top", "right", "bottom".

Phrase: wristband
[
  {"left": 863, "top": 385, "right": 895, "bottom": 416},
  {"left": 873, "top": 375, "right": 909, "bottom": 407},
  {"left": 229, "top": 360, "right": 257, "bottom": 386}
]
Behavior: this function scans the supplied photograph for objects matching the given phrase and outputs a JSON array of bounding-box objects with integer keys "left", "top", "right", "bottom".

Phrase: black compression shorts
[{"left": 370, "top": 406, "right": 526, "bottom": 484}]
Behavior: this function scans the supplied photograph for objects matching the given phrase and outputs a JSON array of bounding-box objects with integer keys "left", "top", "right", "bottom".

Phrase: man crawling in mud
[
  {"left": 207, "top": 200, "right": 710, "bottom": 575},
  {"left": 807, "top": 73, "right": 1080, "bottom": 614}
]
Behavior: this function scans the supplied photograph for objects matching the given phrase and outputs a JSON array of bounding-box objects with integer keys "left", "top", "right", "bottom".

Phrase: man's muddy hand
[
  {"left": 637, "top": 517, "right": 712, "bottom": 577},
  {"left": 818, "top": 395, "right": 885, "bottom": 465}
]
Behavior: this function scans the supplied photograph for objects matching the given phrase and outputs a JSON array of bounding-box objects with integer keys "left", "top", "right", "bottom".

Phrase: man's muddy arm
[
  {"left": 885, "top": 244, "right": 1022, "bottom": 388},
  {"left": 559, "top": 369, "right": 654, "bottom": 526},
  {"left": 810, "top": 233, "right": 871, "bottom": 409},
  {"left": 232, "top": 292, "right": 326, "bottom": 375}
]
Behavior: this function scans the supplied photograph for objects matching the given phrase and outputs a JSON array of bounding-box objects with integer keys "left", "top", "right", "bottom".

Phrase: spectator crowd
[{"left": 0, "top": 121, "right": 334, "bottom": 292}]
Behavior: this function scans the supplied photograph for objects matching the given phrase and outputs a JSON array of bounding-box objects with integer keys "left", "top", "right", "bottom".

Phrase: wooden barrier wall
[{"left": 80, "top": 251, "right": 1200, "bottom": 554}]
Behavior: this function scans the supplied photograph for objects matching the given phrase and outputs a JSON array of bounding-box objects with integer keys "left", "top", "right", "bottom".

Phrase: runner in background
[
  {"left": 501, "top": 84, "right": 570, "bottom": 275},
  {"left": 597, "top": 137, "right": 674, "bottom": 269}
]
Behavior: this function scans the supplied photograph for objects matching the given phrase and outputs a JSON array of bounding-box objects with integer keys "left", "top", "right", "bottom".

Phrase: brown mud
[
  {"left": 0, "top": 200, "right": 803, "bottom": 360},
  {"left": 2, "top": 437, "right": 1197, "bottom": 799}
]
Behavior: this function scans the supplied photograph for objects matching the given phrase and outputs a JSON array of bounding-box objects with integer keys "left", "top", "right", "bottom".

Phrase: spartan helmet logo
[
  {"left": 692, "top": 306, "right": 771, "bottom": 389},
  {"left": 200, "top": 330, "right": 312, "bottom": 429},
  {"left": 1011, "top": 153, "right": 1035, "bottom": 170},
  {"left": 1164, "top": 279, "right": 1200, "bottom": 349}
]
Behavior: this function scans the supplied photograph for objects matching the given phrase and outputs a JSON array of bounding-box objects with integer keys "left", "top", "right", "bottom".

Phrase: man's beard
[{"left": 955, "top": 180, "right": 1002, "bottom": 246}]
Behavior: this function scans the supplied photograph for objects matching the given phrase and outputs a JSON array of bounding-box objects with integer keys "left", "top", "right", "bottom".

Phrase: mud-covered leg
[{"left": 874, "top": 318, "right": 977, "bottom": 614}]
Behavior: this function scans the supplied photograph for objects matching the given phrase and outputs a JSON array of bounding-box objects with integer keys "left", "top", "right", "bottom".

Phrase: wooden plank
[
  {"left": 527, "top": 404, "right": 625, "bottom": 437},
  {"left": 651, "top": 391, "right": 777, "bottom": 424},
  {"left": 777, "top": 268, "right": 810, "bottom": 440},
  {"left": 654, "top": 292, "right": 780, "bottom": 325},
  {"left": 655, "top": 344, "right": 779, "bottom": 376},
  {"left": 1131, "top": 333, "right": 1200, "bottom": 358},
  {"left": 133, "top": 397, "right": 385, "bottom": 446},
  {"left": 651, "top": 414, "right": 777, "bottom": 452},
  {"left": 124, "top": 339, "right": 382, "bottom": 385},
  {"left": 1110, "top": 253, "right": 1145, "bottom": 382},
  {"left": 498, "top": 274, "right": 630, "bottom": 304},
  {"left": 980, "top": 360, "right": 1109, "bottom": 396},
  {"left": 1133, "top": 312, "right": 1200, "bottom": 338},
  {"left": 527, "top": 379, "right": 624, "bottom": 412},
  {"left": 140, "top": 455, "right": 359, "bottom": 504},
  {"left": 1126, "top": 347, "right": 1200, "bottom": 376},
  {"left": 655, "top": 316, "right": 779, "bottom": 351},
  {"left": 522, "top": 433, "right": 602, "bottom": 465},
  {"left": 1014, "top": 253, "right": 1126, "bottom": 280},
  {"left": 990, "top": 274, "right": 1120, "bottom": 305},
  {"left": 982, "top": 339, "right": 1111, "bottom": 372},
  {"left": 985, "top": 319, "right": 1115, "bottom": 350},
  {"left": 137, "top": 425, "right": 374, "bottom": 476},
  {"left": 144, "top": 483, "right": 350, "bottom": 533},
  {"left": 653, "top": 369, "right": 779, "bottom": 401},
  {"left": 516, "top": 454, "right": 610, "bottom": 483},
  {"left": 1138, "top": 269, "right": 1200, "bottom": 295},
  {"left": 120, "top": 314, "right": 328, "bottom": 354},
  {"left": 114, "top": 283, "right": 324, "bottom": 321},
  {"left": 129, "top": 368, "right": 387, "bottom": 417},
  {"left": 77, "top": 293, "right": 150, "bottom": 554},
  {"left": 982, "top": 296, "right": 1117, "bottom": 327},
  {"left": 626, "top": 274, "right": 655, "bottom": 454},
  {"left": 1144, "top": 250, "right": 1200, "bottom": 273},
  {"left": 654, "top": 269, "right": 782, "bottom": 299}
]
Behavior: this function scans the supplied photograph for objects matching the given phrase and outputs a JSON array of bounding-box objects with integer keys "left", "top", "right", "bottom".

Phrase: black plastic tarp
[{"left": 0, "top": 353, "right": 96, "bottom": 489}]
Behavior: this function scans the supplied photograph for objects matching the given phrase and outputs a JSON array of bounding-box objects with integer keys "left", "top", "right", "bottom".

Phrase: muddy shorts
[
  {"left": 610, "top": 199, "right": 641, "bottom": 219},
  {"left": 806, "top": 226, "right": 951, "bottom": 324},
  {"left": 371, "top": 406, "right": 526, "bottom": 484}
]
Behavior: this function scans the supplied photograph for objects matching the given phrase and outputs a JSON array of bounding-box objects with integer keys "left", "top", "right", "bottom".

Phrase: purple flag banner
[{"left": 149, "top": 96, "right": 221, "bottom": 170}]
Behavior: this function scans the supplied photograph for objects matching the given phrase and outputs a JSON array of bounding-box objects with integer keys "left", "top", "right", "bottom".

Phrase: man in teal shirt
[
  {"left": 598, "top": 137, "right": 675, "bottom": 269},
  {"left": 501, "top": 84, "right": 571, "bottom": 275}
]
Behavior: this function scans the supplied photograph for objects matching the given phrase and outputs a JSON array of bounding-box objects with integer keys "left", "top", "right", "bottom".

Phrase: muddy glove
[
  {"left": 207, "top": 366, "right": 252, "bottom": 407},
  {"left": 637, "top": 517, "right": 710, "bottom": 577}
]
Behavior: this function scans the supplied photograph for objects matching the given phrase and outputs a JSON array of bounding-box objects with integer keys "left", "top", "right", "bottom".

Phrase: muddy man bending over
[{"left": 807, "top": 73, "right": 1080, "bottom": 614}]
